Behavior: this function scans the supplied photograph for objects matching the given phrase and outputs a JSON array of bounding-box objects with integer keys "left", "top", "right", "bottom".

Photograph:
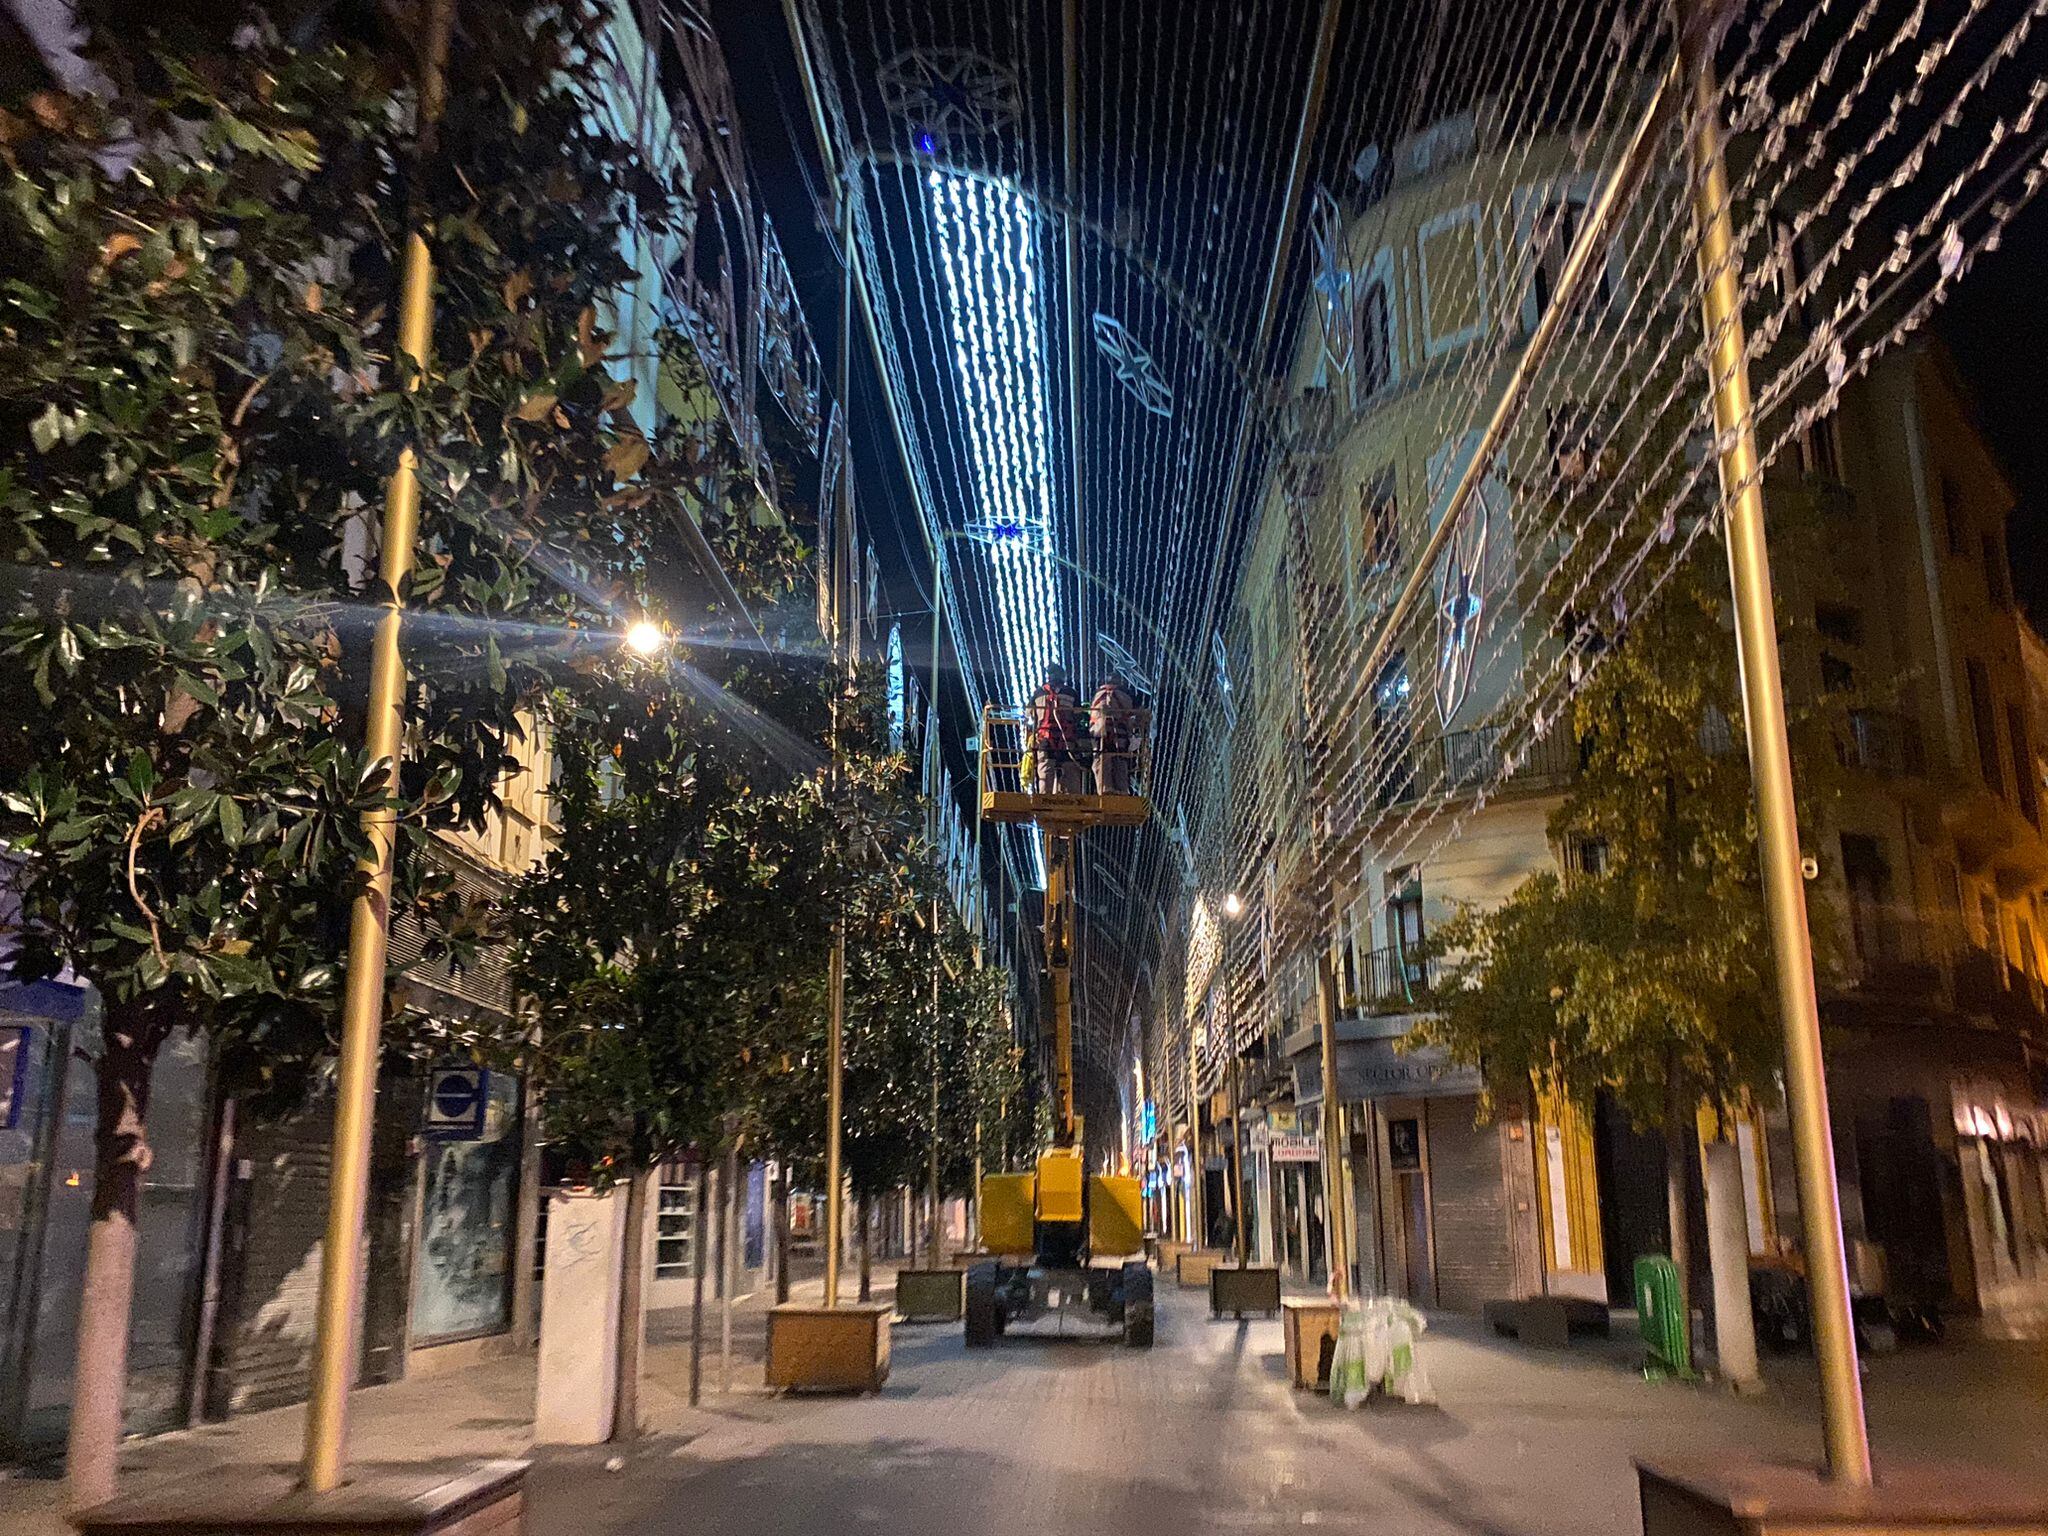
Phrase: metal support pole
[
  {"left": 1314, "top": 949, "right": 1350, "bottom": 1299},
  {"left": 1679, "top": 1, "right": 1870, "bottom": 1485},
  {"left": 302, "top": 0, "right": 450, "bottom": 1490},
  {"left": 928, "top": 896, "right": 943, "bottom": 1270},
  {"left": 1227, "top": 987, "right": 1248, "bottom": 1268},
  {"left": 825, "top": 930, "right": 846, "bottom": 1307},
  {"left": 1186, "top": 1026, "right": 1204, "bottom": 1247}
]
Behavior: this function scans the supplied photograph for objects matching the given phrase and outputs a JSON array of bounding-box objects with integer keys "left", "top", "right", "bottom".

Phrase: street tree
[
  {"left": 1413, "top": 444, "right": 1843, "bottom": 1322},
  {"left": 0, "top": 0, "right": 767, "bottom": 1500}
]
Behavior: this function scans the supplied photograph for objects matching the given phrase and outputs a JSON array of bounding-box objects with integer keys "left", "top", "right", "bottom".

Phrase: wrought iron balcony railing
[{"left": 1367, "top": 721, "right": 1578, "bottom": 810}]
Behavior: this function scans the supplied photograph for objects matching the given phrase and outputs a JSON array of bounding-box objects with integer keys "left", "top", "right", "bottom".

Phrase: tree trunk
[
  {"left": 772, "top": 1169, "right": 790, "bottom": 1304},
  {"left": 857, "top": 1194, "right": 872, "bottom": 1302},
  {"left": 610, "top": 1166, "right": 653, "bottom": 1443},
  {"left": 687, "top": 1162, "right": 708, "bottom": 1408},
  {"left": 67, "top": 1009, "right": 159, "bottom": 1511},
  {"left": 1663, "top": 1049, "right": 1694, "bottom": 1353},
  {"left": 1703, "top": 1136, "right": 1763, "bottom": 1392},
  {"left": 720, "top": 1142, "right": 738, "bottom": 1394}
]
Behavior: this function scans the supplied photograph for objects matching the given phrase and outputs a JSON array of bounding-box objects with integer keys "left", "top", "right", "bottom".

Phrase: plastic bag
[{"left": 1330, "top": 1297, "right": 1436, "bottom": 1408}]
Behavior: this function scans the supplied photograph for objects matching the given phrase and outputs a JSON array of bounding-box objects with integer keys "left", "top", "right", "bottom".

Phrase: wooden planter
[
  {"left": 765, "top": 1302, "right": 891, "bottom": 1393},
  {"left": 1209, "top": 1264, "right": 1282, "bottom": 1318},
  {"left": 1281, "top": 1296, "right": 1342, "bottom": 1390},
  {"left": 73, "top": 1459, "right": 529, "bottom": 1536},
  {"left": 1175, "top": 1248, "right": 1224, "bottom": 1288},
  {"left": 1638, "top": 1458, "right": 2048, "bottom": 1536},
  {"left": 895, "top": 1268, "right": 965, "bottom": 1322}
]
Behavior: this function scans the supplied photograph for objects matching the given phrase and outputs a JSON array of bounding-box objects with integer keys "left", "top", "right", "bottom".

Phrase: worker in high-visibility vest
[
  {"left": 1026, "top": 665, "right": 1083, "bottom": 795},
  {"left": 1090, "top": 675, "right": 1136, "bottom": 794}
]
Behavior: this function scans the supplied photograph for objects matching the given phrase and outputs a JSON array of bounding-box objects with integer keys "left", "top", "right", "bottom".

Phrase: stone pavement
[{"left": 6, "top": 1265, "right": 2044, "bottom": 1536}]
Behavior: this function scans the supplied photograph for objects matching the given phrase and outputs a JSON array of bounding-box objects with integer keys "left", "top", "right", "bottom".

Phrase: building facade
[{"left": 1173, "top": 106, "right": 2048, "bottom": 1334}]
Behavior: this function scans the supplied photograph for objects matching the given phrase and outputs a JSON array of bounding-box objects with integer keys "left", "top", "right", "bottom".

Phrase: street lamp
[
  {"left": 623, "top": 618, "right": 668, "bottom": 657},
  {"left": 1222, "top": 891, "right": 1244, "bottom": 920}
]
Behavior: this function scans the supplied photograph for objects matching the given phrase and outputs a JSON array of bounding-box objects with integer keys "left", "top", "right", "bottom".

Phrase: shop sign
[
  {"left": 1268, "top": 1131, "right": 1321, "bottom": 1163},
  {"left": 424, "top": 1066, "right": 490, "bottom": 1140}
]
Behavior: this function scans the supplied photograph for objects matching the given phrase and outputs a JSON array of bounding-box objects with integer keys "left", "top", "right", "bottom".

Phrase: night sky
[{"left": 1937, "top": 191, "right": 2048, "bottom": 633}]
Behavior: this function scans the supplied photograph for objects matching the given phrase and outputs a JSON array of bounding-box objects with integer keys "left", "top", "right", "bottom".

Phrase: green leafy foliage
[{"left": 1412, "top": 451, "right": 1842, "bottom": 1127}]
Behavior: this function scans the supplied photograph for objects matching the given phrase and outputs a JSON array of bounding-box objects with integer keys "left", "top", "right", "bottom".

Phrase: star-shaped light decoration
[
  {"left": 1091, "top": 312, "right": 1174, "bottom": 417},
  {"left": 1309, "top": 185, "right": 1353, "bottom": 383},
  {"left": 878, "top": 48, "right": 1022, "bottom": 143},
  {"left": 1432, "top": 484, "right": 1495, "bottom": 727},
  {"left": 1096, "top": 632, "right": 1156, "bottom": 694}
]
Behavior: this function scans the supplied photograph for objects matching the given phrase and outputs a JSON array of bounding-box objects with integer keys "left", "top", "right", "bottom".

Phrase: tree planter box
[
  {"left": 1638, "top": 1457, "right": 2048, "bottom": 1536},
  {"left": 895, "top": 1268, "right": 965, "bottom": 1322},
  {"left": 73, "top": 1459, "right": 528, "bottom": 1536},
  {"left": 1156, "top": 1239, "right": 1188, "bottom": 1275},
  {"left": 1281, "top": 1297, "right": 1343, "bottom": 1390},
  {"left": 1176, "top": 1248, "right": 1225, "bottom": 1288},
  {"left": 765, "top": 1302, "right": 891, "bottom": 1393},
  {"left": 1210, "top": 1264, "right": 1283, "bottom": 1318}
]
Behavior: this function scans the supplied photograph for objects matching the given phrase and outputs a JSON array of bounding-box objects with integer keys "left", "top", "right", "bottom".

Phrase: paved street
[{"left": 8, "top": 1268, "right": 2044, "bottom": 1536}]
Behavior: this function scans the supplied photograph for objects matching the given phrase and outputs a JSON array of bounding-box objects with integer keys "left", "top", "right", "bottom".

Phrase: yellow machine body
[
  {"left": 1034, "top": 1145, "right": 1086, "bottom": 1224},
  {"left": 980, "top": 1172, "right": 1037, "bottom": 1255},
  {"left": 1088, "top": 1174, "right": 1145, "bottom": 1259}
]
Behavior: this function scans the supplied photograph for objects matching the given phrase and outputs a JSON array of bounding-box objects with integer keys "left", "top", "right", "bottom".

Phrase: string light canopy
[{"left": 784, "top": 0, "right": 2048, "bottom": 1103}]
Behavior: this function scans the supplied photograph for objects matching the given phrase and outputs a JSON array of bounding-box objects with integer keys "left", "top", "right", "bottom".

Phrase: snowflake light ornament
[
  {"left": 1091, "top": 312, "right": 1174, "bottom": 417},
  {"left": 879, "top": 49, "right": 1022, "bottom": 143},
  {"left": 1432, "top": 486, "right": 1495, "bottom": 726}
]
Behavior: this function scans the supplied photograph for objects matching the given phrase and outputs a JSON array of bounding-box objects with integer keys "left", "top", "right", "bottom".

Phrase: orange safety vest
[{"left": 1031, "top": 685, "right": 1079, "bottom": 750}]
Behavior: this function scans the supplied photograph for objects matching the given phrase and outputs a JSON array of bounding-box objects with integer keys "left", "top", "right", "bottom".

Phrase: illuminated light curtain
[{"left": 926, "top": 170, "right": 1063, "bottom": 714}]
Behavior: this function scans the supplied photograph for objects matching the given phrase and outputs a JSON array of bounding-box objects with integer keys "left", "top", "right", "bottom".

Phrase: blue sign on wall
[{"left": 424, "top": 1066, "right": 490, "bottom": 1140}]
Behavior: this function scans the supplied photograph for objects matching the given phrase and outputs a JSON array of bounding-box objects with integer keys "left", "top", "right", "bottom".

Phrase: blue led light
[{"left": 916, "top": 130, "right": 938, "bottom": 154}]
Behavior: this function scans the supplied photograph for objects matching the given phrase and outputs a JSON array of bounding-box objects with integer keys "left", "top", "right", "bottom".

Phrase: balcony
[
  {"left": 1345, "top": 943, "right": 1436, "bottom": 1016},
  {"left": 1841, "top": 709, "right": 1925, "bottom": 779},
  {"left": 1953, "top": 947, "right": 2048, "bottom": 1031},
  {"left": 1370, "top": 722, "right": 1578, "bottom": 810},
  {"left": 1840, "top": 903, "right": 1948, "bottom": 1005}
]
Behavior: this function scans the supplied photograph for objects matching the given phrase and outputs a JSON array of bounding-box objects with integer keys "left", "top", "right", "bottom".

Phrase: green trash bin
[{"left": 1633, "top": 1254, "right": 1694, "bottom": 1379}]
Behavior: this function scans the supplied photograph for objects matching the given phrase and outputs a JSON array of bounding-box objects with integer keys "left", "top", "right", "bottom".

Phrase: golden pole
[
  {"left": 1679, "top": 2, "right": 1870, "bottom": 1485},
  {"left": 1314, "top": 949, "right": 1350, "bottom": 1299},
  {"left": 822, "top": 157, "right": 857, "bottom": 1310},
  {"left": 1186, "top": 1017, "right": 1203, "bottom": 1247},
  {"left": 303, "top": 0, "right": 452, "bottom": 1491}
]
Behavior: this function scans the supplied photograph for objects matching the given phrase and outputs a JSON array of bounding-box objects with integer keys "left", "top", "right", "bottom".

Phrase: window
[
  {"left": 1983, "top": 533, "right": 2014, "bottom": 611},
  {"left": 1981, "top": 892, "right": 2005, "bottom": 962},
  {"left": 1386, "top": 867, "right": 1425, "bottom": 979},
  {"left": 1355, "top": 469, "right": 1399, "bottom": 592},
  {"left": 1967, "top": 658, "right": 2005, "bottom": 797},
  {"left": 1841, "top": 834, "right": 1893, "bottom": 968},
  {"left": 1419, "top": 207, "right": 1484, "bottom": 355},
  {"left": 2008, "top": 703, "right": 2039, "bottom": 828},
  {"left": 1817, "top": 602, "right": 1861, "bottom": 696},
  {"left": 1567, "top": 837, "right": 1610, "bottom": 878},
  {"left": 1353, "top": 277, "right": 1392, "bottom": 404},
  {"left": 1815, "top": 603, "right": 1863, "bottom": 646},
  {"left": 1940, "top": 473, "right": 1967, "bottom": 555},
  {"left": 1529, "top": 197, "right": 1611, "bottom": 326},
  {"left": 1799, "top": 416, "right": 1842, "bottom": 482},
  {"left": 654, "top": 1163, "right": 698, "bottom": 1280}
]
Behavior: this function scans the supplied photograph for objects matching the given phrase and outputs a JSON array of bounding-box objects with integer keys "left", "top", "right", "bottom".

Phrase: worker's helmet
[{"left": 1045, "top": 663, "right": 1069, "bottom": 688}]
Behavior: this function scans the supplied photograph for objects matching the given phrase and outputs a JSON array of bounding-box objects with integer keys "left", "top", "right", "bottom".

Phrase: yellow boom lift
[{"left": 968, "top": 701, "right": 1154, "bottom": 1346}]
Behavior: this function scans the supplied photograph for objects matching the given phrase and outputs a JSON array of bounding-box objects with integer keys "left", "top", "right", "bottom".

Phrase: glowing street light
[
  {"left": 623, "top": 619, "right": 667, "bottom": 657},
  {"left": 1222, "top": 891, "right": 1244, "bottom": 920}
]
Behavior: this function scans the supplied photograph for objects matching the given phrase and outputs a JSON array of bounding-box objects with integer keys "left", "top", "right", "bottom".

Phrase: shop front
[{"left": 1288, "top": 1016, "right": 1540, "bottom": 1311}]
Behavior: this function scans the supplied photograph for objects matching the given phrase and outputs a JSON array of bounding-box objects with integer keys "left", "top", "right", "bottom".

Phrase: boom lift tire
[
  {"left": 1121, "top": 1260, "right": 1154, "bottom": 1349},
  {"left": 964, "top": 1261, "right": 1001, "bottom": 1348}
]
